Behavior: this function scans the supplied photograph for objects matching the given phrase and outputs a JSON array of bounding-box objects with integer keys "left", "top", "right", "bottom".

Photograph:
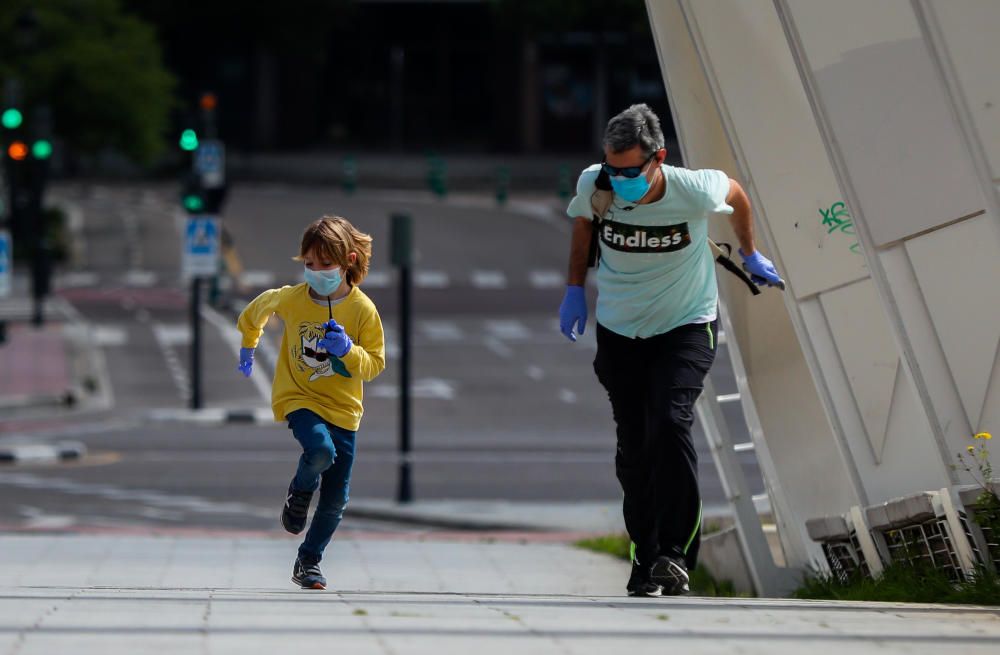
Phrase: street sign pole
[
  {"left": 391, "top": 213, "right": 413, "bottom": 503},
  {"left": 190, "top": 276, "right": 202, "bottom": 410},
  {"left": 182, "top": 216, "right": 220, "bottom": 410}
]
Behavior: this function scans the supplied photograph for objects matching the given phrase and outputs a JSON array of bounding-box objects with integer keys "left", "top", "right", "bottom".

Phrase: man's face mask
[{"left": 603, "top": 153, "right": 656, "bottom": 202}]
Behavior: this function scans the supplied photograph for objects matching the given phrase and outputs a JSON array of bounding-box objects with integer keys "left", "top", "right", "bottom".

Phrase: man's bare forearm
[
  {"left": 567, "top": 217, "right": 593, "bottom": 286},
  {"left": 727, "top": 180, "right": 756, "bottom": 255}
]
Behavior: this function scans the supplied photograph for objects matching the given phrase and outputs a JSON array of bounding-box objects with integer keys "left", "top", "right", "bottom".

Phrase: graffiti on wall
[{"left": 820, "top": 202, "right": 861, "bottom": 254}]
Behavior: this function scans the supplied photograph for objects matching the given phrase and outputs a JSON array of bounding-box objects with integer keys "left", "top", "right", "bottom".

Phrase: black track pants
[{"left": 593, "top": 320, "right": 717, "bottom": 570}]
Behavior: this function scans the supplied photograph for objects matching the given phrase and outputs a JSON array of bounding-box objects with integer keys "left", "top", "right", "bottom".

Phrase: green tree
[{"left": 0, "top": 0, "right": 176, "bottom": 164}]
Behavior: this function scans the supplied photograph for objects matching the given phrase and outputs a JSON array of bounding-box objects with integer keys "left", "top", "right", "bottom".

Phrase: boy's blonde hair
[{"left": 294, "top": 216, "right": 372, "bottom": 285}]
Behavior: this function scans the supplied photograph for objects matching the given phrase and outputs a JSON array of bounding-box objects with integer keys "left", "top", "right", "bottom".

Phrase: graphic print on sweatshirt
[
  {"left": 600, "top": 220, "right": 691, "bottom": 253},
  {"left": 293, "top": 322, "right": 351, "bottom": 381}
]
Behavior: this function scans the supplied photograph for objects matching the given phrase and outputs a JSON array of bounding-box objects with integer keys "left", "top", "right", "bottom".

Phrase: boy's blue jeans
[{"left": 287, "top": 408, "right": 356, "bottom": 561}]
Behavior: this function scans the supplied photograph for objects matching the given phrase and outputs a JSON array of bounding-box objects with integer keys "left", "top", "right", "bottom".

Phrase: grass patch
[
  {"left": 794, "top": 563, "right": 1000, "bottom": 605},
  {"left": 352, "top": 608, "right": 368, "bottom": 616},
  {"left": 574, "top": 532, "right": 748, "bottom": 597}
]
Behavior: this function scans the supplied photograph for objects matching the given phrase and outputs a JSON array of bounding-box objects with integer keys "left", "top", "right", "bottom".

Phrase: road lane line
[{"left": 200, "top": 303, "right": 273, "bottom": 406}]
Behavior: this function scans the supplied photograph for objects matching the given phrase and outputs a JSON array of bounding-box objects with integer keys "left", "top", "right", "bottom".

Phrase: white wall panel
[
  {"left": 928, "top": 0, "right": 1000, "bottom": 182},
  {"left": 819, "top": 281, "right": 899, "bottom": 458},
  {"left": 903, "top": 215, "right": 1000, "bottom": 428},
  {"left": 785, "top": 0, "right": 985, "bottom": 246}
]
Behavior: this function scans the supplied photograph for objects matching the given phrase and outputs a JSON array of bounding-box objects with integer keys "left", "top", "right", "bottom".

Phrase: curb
[
  {"left": 346, "top": 501, "right": 550, "bottom": 533},
  {"left": 0, "top": 441, "right": 87, "bottom": 464}
]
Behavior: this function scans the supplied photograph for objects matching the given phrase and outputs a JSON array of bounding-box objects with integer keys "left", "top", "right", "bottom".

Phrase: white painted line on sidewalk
[
  {"left": 421, "top": 320, "right": 464, "bottom": 342},
  {"left": 200, "top": 303, "right": 273, "bottom": 406},
  {"left": 415, "top": 271, "right": 449, "bottom": 289},
  {"left": 470, "top": 270, "right": 507, "bottom": 289},
  {"left": 529, "top": 271, "right": 563, "bottom": 289}
]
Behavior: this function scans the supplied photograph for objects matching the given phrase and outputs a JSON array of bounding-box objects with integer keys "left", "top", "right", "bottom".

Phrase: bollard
[
  {"left": 496, "top": 165, "right": 510, "bottom": 206},
  {"left": 342, "top": 155, "right": 358, "bottom": 195},
  {"left": 427, "top": 154, "right": 447, "bottom": 198},
  {"left": 558, "top": 164, "right": 572, "bottom": 201},
  {"left": 391, "top": 212, "right": 414, "bottom": 503}
]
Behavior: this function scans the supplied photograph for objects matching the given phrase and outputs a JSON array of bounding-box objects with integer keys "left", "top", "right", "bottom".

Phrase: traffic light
[
  {"left": 31, "top": 139, "right": 52, "bottom": 160},
  {"left": 179, "top": 129, "right": 199, "bottom": 151},
  {"left": 7, "top": 141, "right": 28, "bottom": 161},
  {"left": 1, "top": 108, "right": 23, "bottom": 130}
]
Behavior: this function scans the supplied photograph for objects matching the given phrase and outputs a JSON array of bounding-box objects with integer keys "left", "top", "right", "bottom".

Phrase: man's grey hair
[{"left": 604, "top": 103, "right": 665, "bottom": 157}]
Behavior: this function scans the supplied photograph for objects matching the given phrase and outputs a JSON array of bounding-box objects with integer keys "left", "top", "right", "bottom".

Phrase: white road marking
[
  {"left": 716, "top": 393, "right": 741, "bottom": 403},
  {"left": 470, "top": 270, "right": 507, "bottom": 289},
  {"left": 559, "top": 389, "right": 578, "bottom": 404},
  {"left": 483, "top": 337, "right": 512, "bottom": 359},
  {"left": 368, "top": 378, "right": 456, "bottom": 400},
  {"left": 362, "top": 270, "right": 392, "bottom": 288},
  {"left": 240, "top": 270, "right": 276, "bottom": 288},
  {"left": 56, "top": 272, "right": 99, "bottom": 288},
  {"left": 151, "top": 323, "right": 191, "bottom": 401},
  {"left": 487, "top": 320, "right": 531, "bottom": 341},
  {"left": 529, "top": 271, "right": 563, "bottom": 289},
  {"left": 421, "top": 320, "right": 464, "bottom": 342},
  {"left": 122, "top": 270, "right": 157, "bottom": 287},
  {"left": 200, "top": 303, "right": 273, "bottom": 406},
  {"left": 526, "top": 366, "right": 545, "bottom": 381},
  {"left": 415, "top": 270, "right": 449, "bottom": 289},
  {"left": 93, "top": 324, "right": 128, "bottom": 347}
]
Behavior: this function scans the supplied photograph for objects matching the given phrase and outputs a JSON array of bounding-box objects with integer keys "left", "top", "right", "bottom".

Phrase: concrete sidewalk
[{"left": 1, "top": 534, "right": 998, "bottom": 654}]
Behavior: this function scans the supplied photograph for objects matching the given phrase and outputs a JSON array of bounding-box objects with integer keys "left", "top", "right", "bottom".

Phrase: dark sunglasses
[
  {"left": 303, "top": 347, "right": 329, "bottom": 362},
  {"left": 601, "top": 152, "right": 655, "bottom": 179}
]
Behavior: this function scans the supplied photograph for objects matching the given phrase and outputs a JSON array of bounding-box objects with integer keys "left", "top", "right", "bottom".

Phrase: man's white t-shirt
[{"left": 566, "top": 163, "right": 733, "bottom": 338}]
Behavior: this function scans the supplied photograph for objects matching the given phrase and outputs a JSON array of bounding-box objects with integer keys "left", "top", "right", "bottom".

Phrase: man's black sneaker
[
  {"left": 626, "top": 561, "right": 662, "bottom": 597},
  {"left": 281, "top": 483, "right": 313, "bottom": 535},
  {"left": 292, "top": 555, "right": 326, "bottom": 590},
  {"left": 650, "top": 555, "right": 690, "bottom": 596}
]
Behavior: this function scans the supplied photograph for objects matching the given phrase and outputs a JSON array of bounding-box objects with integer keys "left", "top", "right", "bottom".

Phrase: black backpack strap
[
  {"left": 587, "top": 169, "right": 613, "bottom": 268},
  {"left": 710, "top": 240, "right": 761, "bottom": 296}
]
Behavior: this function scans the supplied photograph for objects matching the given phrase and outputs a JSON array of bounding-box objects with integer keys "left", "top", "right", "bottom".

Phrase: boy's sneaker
[
  {"left": 281, "top": 483, "right": 313, "bottom": 535},
  {"left": 292, "top": 555, "right": 326, "bottom": 590},
  {"left": 626, "top": 560, "right": 662, "bottom": 597},
  {"left": 650, "top": 555, "right": 690, "bottom": 596}
]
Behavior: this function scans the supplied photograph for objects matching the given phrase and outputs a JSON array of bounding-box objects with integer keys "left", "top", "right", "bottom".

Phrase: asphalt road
[{"left": 0, "top": 182, "right": 765, "bottom": 533}]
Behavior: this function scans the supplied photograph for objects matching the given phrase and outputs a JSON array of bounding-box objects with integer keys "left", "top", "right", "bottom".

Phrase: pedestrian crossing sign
[
  {"left": 0, "top": 230, "right": 10, "bottom": 298},
  {"left": 182, "top": 216, "right": 220, "bottom": 277}
]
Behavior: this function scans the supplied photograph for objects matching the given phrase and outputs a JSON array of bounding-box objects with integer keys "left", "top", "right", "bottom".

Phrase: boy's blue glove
[
  {"left": 559, "top": 285, "right": 587, "bottom": 342},
  {"left": 237, "top": 347, "right": 255, "bottom": 377},
  {"left": 739, "top": 249, "right": 785, "bottom": 289},
  {"left": 318, "top": 319, "right": 353, "bottom": 357}
]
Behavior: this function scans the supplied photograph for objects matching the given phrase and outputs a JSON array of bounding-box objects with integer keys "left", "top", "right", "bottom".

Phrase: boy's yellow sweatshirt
[{"left": 236, "top": 283, "right": 385, "bottom": 431}]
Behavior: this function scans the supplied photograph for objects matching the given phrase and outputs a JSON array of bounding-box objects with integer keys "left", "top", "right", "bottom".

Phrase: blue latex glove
[
  {"left": 318, "top": 319, "right": 353, "bottom": 358},
  {"left": 739, "top": 249, "right": 785, "bottom": 289},
  {"left": 559, "top": 285, "right": 587, "bottom": 342},
  {"left": 237, "top": 347, "right": 255, "bottom": 377}
]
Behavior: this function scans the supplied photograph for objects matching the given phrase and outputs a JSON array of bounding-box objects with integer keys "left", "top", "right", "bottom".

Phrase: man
[{"left": 558, "top": 104, "right": 782, "bottom": 597}]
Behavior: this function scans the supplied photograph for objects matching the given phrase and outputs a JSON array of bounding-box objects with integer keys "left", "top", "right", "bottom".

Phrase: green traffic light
[
  {"left": 179, "top": 129, "right": 199, "bottom": 151},
  {"left": 32, "top": 139, "right": 52, "bottom": 160},
  {"left": 183, "top": 195, "right": 204, "bottom": 212},
  {"left": 1, "top": 108, "right": 23, "bottom": 130}
]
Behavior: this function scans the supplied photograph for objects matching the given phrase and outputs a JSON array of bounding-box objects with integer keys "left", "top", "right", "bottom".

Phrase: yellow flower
[
  {"left": 967, "top": 446, "right": 976, "bottom": 453},
  {"left": 973, "top": 432, "right": 991, "bottom": 440}
]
